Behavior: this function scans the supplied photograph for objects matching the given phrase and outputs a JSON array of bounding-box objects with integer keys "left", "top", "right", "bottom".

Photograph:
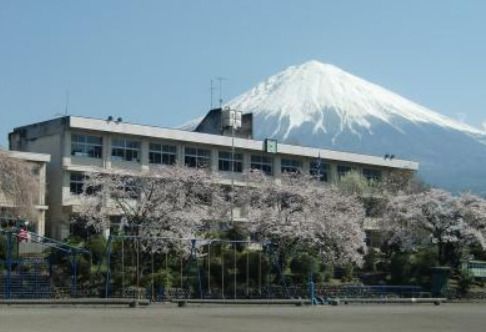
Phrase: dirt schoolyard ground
[{"left": 0, "top": 303, "right": 484, "bottom": 332}]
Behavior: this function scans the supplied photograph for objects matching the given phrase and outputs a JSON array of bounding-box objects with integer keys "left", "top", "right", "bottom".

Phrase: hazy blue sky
[{"left": 1, "top": 0, "right": 485, "bottom": 147}]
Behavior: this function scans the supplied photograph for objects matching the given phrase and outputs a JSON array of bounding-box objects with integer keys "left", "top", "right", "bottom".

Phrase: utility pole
[{"left": 223, "top": 107, "right": 242, "bottom": 226}]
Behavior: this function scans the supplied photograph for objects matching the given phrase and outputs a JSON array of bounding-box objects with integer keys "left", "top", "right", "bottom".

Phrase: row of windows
[
  {"left": 69, "top": 164, "right": 382, "bottom": 196},
  {"left": 70, "top": 134, "right": 381, "bottom": 180},
  {"left": 70, "top": 173, "right": 137, "bottom": 197}
]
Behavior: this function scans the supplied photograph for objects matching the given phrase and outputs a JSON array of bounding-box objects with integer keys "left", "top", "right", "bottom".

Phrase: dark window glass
[
  {"left": 111, "top": 138, "right": 141, "bottom": 162},
  {"left": 281, "top": 159, "right": 302, "bottom": 174},
  {"left": 218, "top": 151, "right": 243, "bottom": 172},
  {"left": 149, "top": 143, "right": 177, "bottom": 165},
  {"left": 70, "top": 173, "right": 99, "bottom": 195},
  {"left": 251, "top": 155, "right": 273, "bottom": 176},
  {"left": 71, "top": 134, "right": 103, "bottom": 158},
  {"left": 310, "top": 160, "right": 329, "bottom": 182},
  {"left": 337, "top": 165, "right": 352, "bottom": 179},
  {"left": 363, "top": 168, "right": 382, "bottom": 182},
  {"left": 184, "top": 147, "right": 211, "bottom": 168},
  {"left": 70, "top": 173, "right": 85, "bottom": 195}
]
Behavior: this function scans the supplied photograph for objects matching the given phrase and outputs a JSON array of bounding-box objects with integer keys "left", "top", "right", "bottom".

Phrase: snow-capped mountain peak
[
  {"left": 227, "top": 60, "right": 483, "bottom": 140},
  {"left": 182, "top": 60, "right": 486, "bottom": 194}
]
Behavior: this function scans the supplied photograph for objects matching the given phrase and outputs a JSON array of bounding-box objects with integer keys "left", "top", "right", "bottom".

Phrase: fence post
[
  {"left": 71, "top": 250, "right": 77, "bottom": 298},
  {"left": 105, "top": 236, "right": 112, "bottom": 298},
  {"left": 308, "top": 273, "right": 317, "bottom": 305},
  {"left": 5, "top": 231, "right": 13, "bottom": 299},
  {"left": 207, "top": 242, "right": 211, "bottom": 296},
  {"left": 190, "top": 239, "right": 203, "bottom": 299}
]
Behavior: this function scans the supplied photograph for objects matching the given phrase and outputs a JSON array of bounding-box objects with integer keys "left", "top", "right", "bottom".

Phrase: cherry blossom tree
[
  {"left": 75, "top": 165, "right": 228, "bottom": 253},
  {"left": 0, "top": 150, "right": 40, "bottom": 222},
  {"left": 382, "top": 188, "right": 486, "bottom": 265},
  {"left": 242, "top": 171, "right": 367, "bottom": 267},
  {"left": 457, "top": 193, "right": 486, "bottom": 250}
]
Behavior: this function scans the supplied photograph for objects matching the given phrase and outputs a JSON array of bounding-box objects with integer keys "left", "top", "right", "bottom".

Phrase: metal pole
[
  {"left": 207, "top": 242, "right": 211, "bottom": 295},
  {"left": 165, "top": 251, "right": 168, "bottom": 290},
  {"left": 105, "top": 237, "right": 112, "bottom": 298},
  {"left": 180, "top": 255, "right": 183, "bottom": 291},
  {"left": 246, "top": 248, "right": 250, "bottom": 297},
  {"left": 233, "top": 243, "right": 236, "bottom": 299},
  {"left": 258, "top": 250, "right": 262, "bottom": 297},
  {"left": 151, "top": 251, "right": 155, "bottom": 301},
  {"left": 221, "top": 244, "right": 224, "bottom": 299},
  {"left": 6, "top": 231, "right": 13, "bottom": 299},
  {"left": 231, "top": 125, "right": 235, "bottom": 226},
  {"left": 136, "top": 238, "right": 140, "bottom": 293},
  {"left": 71, "top": 250, "right": 77, "bottom": 298},
  {"left": 121, "top": 238, "right": 125, "bottom": 297}
]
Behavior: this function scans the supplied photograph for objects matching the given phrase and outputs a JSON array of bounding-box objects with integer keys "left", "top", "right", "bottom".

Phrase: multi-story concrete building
[
  {"left": 9, "top": 112, "right": 418, "bottom": 239},
  {"left": 0, "top": 150, "right": 50, "bottom": 235}
]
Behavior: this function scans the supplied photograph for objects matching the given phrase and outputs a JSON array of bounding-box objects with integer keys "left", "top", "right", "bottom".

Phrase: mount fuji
[{"left": 186, "top": 61, "right": 486, "bottom": 194}]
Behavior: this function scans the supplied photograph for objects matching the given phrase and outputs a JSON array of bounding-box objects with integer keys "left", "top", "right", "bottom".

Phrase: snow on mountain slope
[
  {"left": 228, "top": 60, "right": 484, "bottom": 141},
  {"left": 183, "top": 60, "right": 486, "bottom": 194},
  {"left": 179, "top": 116, "right": 204, "bottom": 131}
]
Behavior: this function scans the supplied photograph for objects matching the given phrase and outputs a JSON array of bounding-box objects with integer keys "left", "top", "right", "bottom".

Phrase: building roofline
[
  {"left": 65, "top": 116, "right": 418, "bottom": 170},
  {"left": 3, "top": 150, "right": 51, "bottom": 163}
]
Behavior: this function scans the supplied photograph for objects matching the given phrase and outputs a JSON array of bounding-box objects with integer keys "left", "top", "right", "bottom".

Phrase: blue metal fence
[{"left": 1, "top": 229, "right": 91, "bottom": 299}]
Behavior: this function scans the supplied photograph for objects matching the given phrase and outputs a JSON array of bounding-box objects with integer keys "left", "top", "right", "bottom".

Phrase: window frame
[
  {"left": 111, "top": 138, "right": 141, "bottom": 162},
  {"left": 69, "top": 172, "right": 85, "bottom": 195},
  {"left": 281, "top": 158, "right": 302, "bottom": 174},
  {"left": 184, "top": 147, "right": 211, "bottom": 168},
  {"left": 69, "top": 172, "right": 99, "bottom": 196},
  {"left": 363, "top": 168, "right": 382, "bottom": 182},
  {"left": 250, "top": 155, "right": 273, "bottom": 176},
  {"left": 309, "top": 160, "right": 329, "bottom": 182},
  {"left": 71, "top": 133, "right": 103, "bottom": 159},
  {"left": 337, "top": 165, "right": 352, "bottom": 179},
  {"left": 149, "top": 142, "right": 177, "bottom": 165},
  {"left": 218, "top": 151, "right": 243, "bottom": 173}
]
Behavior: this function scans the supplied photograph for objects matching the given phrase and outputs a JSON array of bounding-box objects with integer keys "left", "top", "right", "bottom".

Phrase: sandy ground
[{"left": 0, "top": 303, "right": 484, "bottom": 332}]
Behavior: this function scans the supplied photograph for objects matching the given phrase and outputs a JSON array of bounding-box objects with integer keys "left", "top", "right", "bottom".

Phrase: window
[
  {"left": 184, "top": 147, "right": 211, "bottom": 168},
  {"left": 70, "top": 173, "right": 85, "bottom": 195},
  {"left": 281, "top": 158, "right": 302, "bottom": 174},
  {"left": 337, "top": 165, "right": 352, "bottom": 179},
  {"left": 71, "top": 134, "right": 103, "bottom": 158},
  {"left": 122, "top": 177, "right": 140, "bottom": 199},
  {"left": 310, "top": 160, "right": 329, "bottom": 182},
  {"left": 149, "top": 143, "right": 177, "bottom": 165},
  {"left": 112, "top": 138, "right": 141, "bottom": 162},
  {"left": 363, "top": 168, "right": 382, "bottom": 182},
  {"left": 218, "top": 151, "right": 243, "bottom": 172},
  {"left": 70, "top": 173, "right": 98, "bottom": 195},
  {"left": 251, "top": 155, "right": 273, "bottom": 176}
]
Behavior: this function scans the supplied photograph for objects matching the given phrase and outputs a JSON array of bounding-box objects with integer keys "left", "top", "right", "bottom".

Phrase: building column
[
  {"left": 302, "top": 159, "right": 310, "bottom": 175},
  {"left": 141, "top": 140, "right": 149, "bottom": 171},
  {"left": 243, "top": 152, "right": 251, "bottom": 173},
  {"left": 211, "top": 149, "right": 218, "bottom": 173},
  {"left": 273, "top": 155, "right": 281, "bottom": 183},
  {"left": 104, "top": 135, "right": 112, "bottom": 169},
  {"left": 329, "top": 163, "right": 338, "bottom": 184},
  {"left": 62, "top": 130, "right": 72, "bottom": 167},
  {"left": 177, "top": 144, "right": 185, "bottom": 166}
]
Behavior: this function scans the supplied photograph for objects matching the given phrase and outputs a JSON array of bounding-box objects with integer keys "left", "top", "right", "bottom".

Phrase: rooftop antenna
[
  {"left": 216, "top": 77, "right": 226, "bottom": 108},
  {"left": 210, "top": 79, "right": 216, "bottom": 109},
  {"left": 64, "top": 90, "right": 70, "bottom": 115}
]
